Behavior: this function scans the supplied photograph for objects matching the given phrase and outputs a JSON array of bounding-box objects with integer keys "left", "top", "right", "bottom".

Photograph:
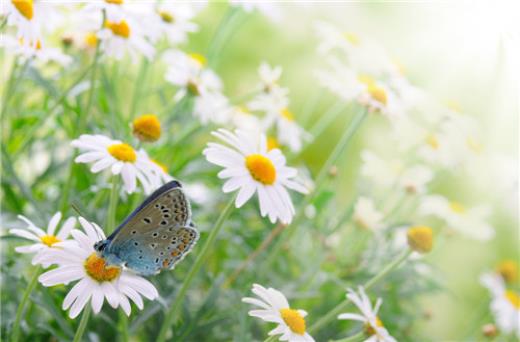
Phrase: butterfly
[{"left": 93, "top": 180, "right": 199, "bottom": 276}]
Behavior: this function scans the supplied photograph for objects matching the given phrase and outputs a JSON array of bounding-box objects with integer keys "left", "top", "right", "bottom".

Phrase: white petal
[{"left": 47, "top": 212, "right": 62, "bottom": 236}]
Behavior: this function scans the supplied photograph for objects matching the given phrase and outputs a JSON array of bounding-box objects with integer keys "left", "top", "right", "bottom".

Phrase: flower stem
[
  {"left": 106, "top": 177, "right": 120, "bottom": 236},
  {"left": 118, "top": 309, "right": 129, "bottom": 342},
  {"left": 156, "top": 196, "right": 235, "bottom": 342},
  {"left": 72, "top": 305, "right": 91, "bottom": 342},
  {"left": 308, "top": 249, "right": 412, "bottom": 334},
  {"left": 11, "top": 266, "right": 41, "bottom": 342},
  {"left": 329, "top": 330, "right": 365, "bottom": 342}
]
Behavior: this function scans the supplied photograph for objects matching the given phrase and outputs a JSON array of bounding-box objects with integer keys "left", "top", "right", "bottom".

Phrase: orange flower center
[
  {"left": 108, "top": 143, "right": 136, "bottom": 162},
  {"left": 105, "top": 0, "right": 123, "bottom": 4},
  {"left": 279, "top": 308, "right": 306, "bottom": 335},
  {"left": 133, "top": 114, "right": 161, "bottom": 142},
  {"left": 84, "top": 253, "right": 121, "bottom": 282},
  {"left": 12, "top": 0, "right": 33, "bottom": 20},
  {"left": 106, "top": 20, "right": 130, "bottom": 38},
  {"left": 496, "top": 260, "right": 518, "bottom": 283},
  {"left": 365, "top": 316, "right": 384, "bottom": 336},
  {"left": 245, "top": 154, "right": 276, "bottom": 185},
  {"left": 267, "top": 137, "right": 279, "bottom": 151},
  {"left": 505, "top": 290, "right": 520, "bottom": 309}
]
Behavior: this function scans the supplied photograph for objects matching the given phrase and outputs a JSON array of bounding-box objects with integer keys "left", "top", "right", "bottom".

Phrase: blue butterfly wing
[{"left": 102, "top": 180, "right": 198, "bottom": 275}]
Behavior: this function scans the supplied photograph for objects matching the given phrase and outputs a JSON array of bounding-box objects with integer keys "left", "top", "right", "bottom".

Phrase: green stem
[
  {"left": 156, "top": 196, "right": 235, "bottom": 342},
  {"left": 128, "top": 58, "right": 149, "bottom": 119},
  {"left": 11, "top": 266, "right": 41, "bottom": 342},
  {"left": 118, "top": 309, "right": 129, "bottom": 342},
  {"left": 72, "top": 305, "right": 91, "bottom": 342},
  {"left": 207, "top": 7, "right": 241, "bottom": 68},
  {"left": 308, "top": 249, "right": 412, "bottom": 334},
  {"left": 106, "top": 177, "right": 120, "bottom": 234},
  {"left": 329, "top": 330, "right": 365, "bottom": 342}
]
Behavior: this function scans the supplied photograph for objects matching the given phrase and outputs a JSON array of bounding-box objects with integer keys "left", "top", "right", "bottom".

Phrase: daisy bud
[
  {"left": 329, "top": 165, "right": 338, "bottom": 177},
  {"left": 407, "top": 226, "right": 433, "bottom": 253},
  {"left": 61, "top": 35, "right": 74, "bottom": 47},
  {"left": 481, "top": 323, "right": 497, "bottom": 338},
  {"left": 496, "top": 260, "right": 518, "bottom": 283},
  {"left": 133, "top": 114, "right": 161, "bottom": 142}
]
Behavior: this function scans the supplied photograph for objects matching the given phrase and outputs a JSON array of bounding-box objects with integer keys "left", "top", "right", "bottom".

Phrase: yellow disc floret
[
  {"left": 84, "top": 253, "right": 121, "bottom": 282},
  {"left": 159, "top": 11, "right": 174, "bottom": 23},
  {"left": 85, "top": 32, "right": 98, "bottom": 48},
  {"left": 426, "top": 134, "right": 439, "bottom": 150},
  {"left": 497, "top": 260, "right": 518, "bottom": 283},
  {"left": 133, "top": 114, "right": 161, "bottom": 142},
  {"left": 12, "top": 0, "right": 33, "bottom": 20},
  {"left": 343, "top": 32, "right": 360, "bottom": 45},
  {"left": 505, "top": 290, "right": 520, "bottom": 309},
  {"left": 106, "top": 20, "right": 130, "bottom": 38},
  {"left": 281, "top": 108, "right": 295, "bottom": 121},
  {"left": 108, "top": 143, "right": 137, "bottom": 162},
  {"left": 367, "top": 84, "right": 387, "bottom": 105},
  {"left": 449, "top": 201, "right": 465, "bottom": 214},
  {"left": 245, "top": 154, "right": 276, "bottom": 185},
  {"left": 40, "top": 235, "right": 61, "bottom": 247},
  {"left": 105, "top": 0, "right": 124, "bottom": 4},
  {"left": 365, "top": 316, "right": 384, "bottom": 336},
  {"left": 407, "top": 226, "right": 433, "bottom": 253},
  {"left": 279, "top": 308, "right": 306, "bottom": 335},
  {"left": 267, "top": 137, "right": 279, "bottom": 151},
  {"left": 189, "top": 53, "right": 207, "bottom": 67}
]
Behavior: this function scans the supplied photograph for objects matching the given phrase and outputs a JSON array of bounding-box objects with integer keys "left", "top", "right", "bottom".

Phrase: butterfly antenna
[{"left": 71, "top": 203, "right": 85, "bottom": 217}]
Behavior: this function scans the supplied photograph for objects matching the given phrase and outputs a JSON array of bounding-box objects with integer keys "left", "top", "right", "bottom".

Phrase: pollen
[
  {"left": 343, "top": 32, "right": 360, "bottom": 45},
  {"left": 106, "top": 20, "right": 130, "bottom": 38},
  {"left": 85, "top": 32, "right": 98, "bottom": 48},
  {"left": 159, "top": 11, "right": 174, "bottom": 23},
  {"left": 189, "top": 53, "right": 207, "bottom": 67},
  {"left": 505, "top": 290, "right": 520, "bottom": 309},
  {"left": 245, "top": 154, "right": 276, "bottom": 185},
  {"left": 407, "top": 225, "right": 433, "bottom": 253},
  {"left": 267, "top": 137, "right": 279, "bottom": 151},
  {"left": 426, "top": 134, "right": 439, "bottom": 150},
  {"left": 108, "top": 143, "right": 137, "bottom": 163},
  {"left": 133, "top": 114, "right": 161, "bottom": 142},
  {"left": 84, "top": 253, "right": 121, "bottom": 282},
  {"left": 449, "top": 201, "right": 465, "bottom": 214},
  {"left": 279, "top": 308, "right": 306, "bottom": 335},
  {"left": 365, "top": 316, "right": 384, "bottom": 336},
  {"left": 496, "top": 260, "right": 518, "bottom": 283},
  {"left": 105, "top": 0, "right": 124, "bottom": 4},
  {"left": 281, "top": 108, "right": 295, "bottom": 121},
  {"left": 12, "top": 0, "right": 33, "bottom": 20},
  {"left": 40, "top": 235, "right": 61, "bottom": 247}
]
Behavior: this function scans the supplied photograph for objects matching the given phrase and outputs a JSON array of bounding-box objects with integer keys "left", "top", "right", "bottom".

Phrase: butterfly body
[{"left": 94, "top": 180, "right": 199, "bottom": 276}]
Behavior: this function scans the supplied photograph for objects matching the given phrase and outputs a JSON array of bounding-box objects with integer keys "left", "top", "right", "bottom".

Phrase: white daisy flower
[
  {"left": 71, "top": 134, "right": 158, "bottom": 194},
  {"left": 258, "top": 62, "right": 283, "bottom": 92},
  {"left": 154, "top": 2, "right": 204, "bottom": 45},
  {"left": 419, "top": 194, "right": 494, "bottom": 241},
  {"left": 37, "top": 217, "right": 159, "bottom": 318},
  {"left": 360, "top": 150, "right": 402, "bottom": 188},
  {"left": 230, "top": 0, "right": 281, "bottom": 22},
  {"left": 480, "top": 273, "right": 520, "bottom": 338},
  {"left": 203, "top": 129, "right": 308, "bottom": 224},
  {"left": 229, "top": 107, "right": 262, "bottom": 132},
  {"left": 1, "top": 35, "right": 72, "bottom": 66},
  {"left": 97, "top": 16, "right": 155, "bottom": 61},
  {"left": 4, "top": 0, "right": 41, "bottom": 43},
  {"left": 9, "top": 212, "right": 76, "bottom": 266},
  {"left": 193, "top": 92, "right": 232, "bottom": 125},
  {"left": 242, "top": 283, "right": 314, "bottom": 342},
  {"left": 353, "top": 197, "right": 384, "bottom": 231},
  {"left": 399, "top": 165, "right": 433, "bottom": 195},
  {"left": 338, "top": 287, "right": 397, "bottom": 342},
  {"left": 83, "top": 0, "right": 126, "bottom": 22}
]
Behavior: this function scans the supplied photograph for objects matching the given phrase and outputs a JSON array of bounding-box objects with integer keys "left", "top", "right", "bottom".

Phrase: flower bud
[
  {"left": 407, "top": 226, "right": 433, "bottom": 253},
  {"left": 132, "top": 114, "right": 161, "bottom": 142}
]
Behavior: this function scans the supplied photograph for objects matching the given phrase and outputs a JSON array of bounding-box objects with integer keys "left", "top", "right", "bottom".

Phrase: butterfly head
[{"left": 93, "top": 240, "right": 109, "bottom": 254}]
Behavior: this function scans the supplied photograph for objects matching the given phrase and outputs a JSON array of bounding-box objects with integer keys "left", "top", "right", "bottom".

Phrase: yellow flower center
[
  {"left": 365, "top": 316, "right": 384, "bottom": 336},
  {"left": 105, "top": 0, "right": 123, "bottom": 4},
  {"left": 367, "top": 84, "right": 387, "bottom": 105},
  {"left": 245, "top": 154, "right": 276, "bottom": 185},
  {"left": 281, "top": 108, "right": 294, "bottom": 121},
  {"left": 466, "top": 137, "right": 482, "bottom": 154},
  {"left": 505, "top": 290, "right": 520, "bottom": 309},
  {"left": 267, "top": 137, "right": 279, "bottom": 151},
  {"left": 358, "top": 75, "right": 376, "bottom": 87},
  {"left": 497, "top": 260, "right": 518, "bottom": 283},
  {"left": 40, "top": 235, "right": 61, "bottom": 247},
  {"left": 159, "top": 11, "right": 174, "bottom": 23},
  {"left": 133, "top": 114, "right": 161, "bottom": 142},
  {"left": 12, "top": 0, "right": 33, "bottom": 20},
  {"left": 407, "top": 225, "right": 434, "bottom": 253},
  {"left": 151, "top": 159, "right": 168, "bottom": 173},
  {"left": 426, "top": 134, "right": 439, "bottom": 150},
  {"left": 189, "top": 53, "right": 207, "bottom": 67},
  {"left": 446, "top": 100, "right": 462, "bottom": 113},
  {"left": 106, "top": 20, "right": 130, "bottom": 38},
  {"left": 279, "top": 308, "right": 306, "bottom": 335},
  {"left": 343, "top": 32, "right": 359, "bottom": 45},
  {"left": 84, "top": 253, "right": 121, "bottom": 282},
  {"left": 449, "top": 201, "right": 465, "bottom": 214},
  {"left": 85, "top": 32, "right": 98, "bottom": 48},
  {"left": 108, "top": 143, "right": 136, "bottom": 162},
  {"left": 34, "top": 39, "right": 42, "bottom": 50}
]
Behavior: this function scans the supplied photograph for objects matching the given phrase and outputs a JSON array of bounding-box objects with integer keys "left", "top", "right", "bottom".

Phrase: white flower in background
[
  {"left": 480, "top": 273, "right": 520, "bottom": 338},
  {"left": 230, "top": 0, "right": 281, "bottom": 22},
  {"left": 83, "top": 0, "right": 126, "bottom": 22},
  {"left": 399, "top": 165, "right": 433, "bottom": 194},
  {"left": 315, "top": 57, "right": 364, "bottom": 103},
  {"left": 1, "top": 35, "right": 72, "bottom": 66},
  {"left": 193, "top": 92, "right": 232, "bottom": 125},
  {"left": 154, "top": 2, "right": 204, "bottom": 45},
  {"left": 314, "top": 21, "right": 360, "bottom": 56},
  {"left": 4, "top": 0, "right": 41, "bottom": 43},
  {"left": 360, "top": 150, "right": 402, "bottom": 188},
  {"left": 242, "top": 284, "right": 315, "bottom": 342},
  {"left": 97, "top": 17, "right": 155, "bottom": 60},
  {"left": 353, "top": 197, "right": 384, "bottom": 231},
  {"left": 184, "top": 182, "right": 215, "bottom": 206},
  {"left": 229, "top": 107, "right": 262, "bottom": 132},
  {"left": 258, "top": 62, "right": 283, "bottom": 92},
  {"left": 71, "top": 134, "right": 158, "bottom": 194},
  {"left": 338, "top": 287, "right": 397, "bottom": 342},
  {"left": 164, "top": 50, "right": 222, "bottom": 102},
  {"left": 38, "top": 217, "right": 159, "bottom": 318},
  {"left": 203, "top": 129, "right": 308, "bottom": 224},
  {"left": 9, "top": 212, "right": 76, "bottom": 266},
  {"left": 419, "top": 195, "right": 494, "bottom": 241}
]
